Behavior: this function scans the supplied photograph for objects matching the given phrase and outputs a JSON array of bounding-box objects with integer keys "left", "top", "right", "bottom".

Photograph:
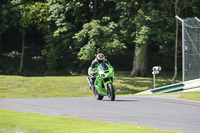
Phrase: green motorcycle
[{"left": 86, "top": 63, "right": 115, "bottom": 101}]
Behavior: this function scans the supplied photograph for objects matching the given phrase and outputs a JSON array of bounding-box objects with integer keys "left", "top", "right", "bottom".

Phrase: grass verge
[
  {"left": 138, "top": 91, "right": 200, "bottom": 102},
  {"left": 177, "top": 91, "right": 200, "bottom": 101},
  {"left": 0, "top": 71, "right": 181, "bottom": 98},
  {"left": 0, "top": 75, "right": 92, "bottom": 98},
  {"left": 0, "top": 109, "right": 180, "bottom": 133}
]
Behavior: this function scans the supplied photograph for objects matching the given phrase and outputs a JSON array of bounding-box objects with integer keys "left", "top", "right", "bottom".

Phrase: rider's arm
[
  {"left": 105, "top": 59, "right": 113, "bottom": 68},
  {"left": 91, "top": 60, "right": 98, "bottom": 68},
  {"left": 105, "top": 59, "right": 110, "bottom": 65},
  {"left": 88, "top": 60, "right": 97, "bottom": 76}
]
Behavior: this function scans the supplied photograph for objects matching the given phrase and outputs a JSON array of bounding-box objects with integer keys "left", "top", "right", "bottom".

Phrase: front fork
[{"left": 103, "top": 78, "right": 112, "bottom": 92}]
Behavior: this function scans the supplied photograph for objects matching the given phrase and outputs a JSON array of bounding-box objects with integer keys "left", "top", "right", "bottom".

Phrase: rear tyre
[
  {"left": 94, "top": 89, "right": 104, "bottom": 100},
  {"left": 107, "top": 83, "right": 115, "bottom": 101}
]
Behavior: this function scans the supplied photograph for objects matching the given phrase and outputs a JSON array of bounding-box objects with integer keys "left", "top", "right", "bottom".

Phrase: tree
[
  {"left": 42, "top": 0, "right": 91, "bottom": 70},
  {"left": 0, "top": 0, "right": 18, "bottom": 55},
  {"left": 18, "top": 3, "right": 32, "bottom": 73},
  {"left": 130, "top": 0, "right": 174, "bottom": 77},
  {"left": 73, "top": 19, "right": 126, "bottom": 61},
  {"left": 171, "top": 0, "right": 196, "bottom": 83},
  {"left": 10, "top": 0, "right": 49, "bottom": 72},
  {"left": 116, "top": 1, "right": 136, "bottom": 49},
  {"left": 73, "top": 0, "right": 127, "bottom": 60},
  {"left": 8, "top": 0, "right": 31, "bottom": 72},
  {"left": 130, "top": 1, "right": 149, "bottom": 77}
]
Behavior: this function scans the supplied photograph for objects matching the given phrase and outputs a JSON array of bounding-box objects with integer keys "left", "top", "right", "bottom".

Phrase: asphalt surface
[{"left": 0, "top": 96, "right": 200, "bottom": 133}]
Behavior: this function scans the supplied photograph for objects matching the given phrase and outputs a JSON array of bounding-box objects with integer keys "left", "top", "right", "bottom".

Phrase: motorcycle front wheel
[
  {"left": 107, "top": 83, "right": 115, "bottom": 101},
  {"left": 94, "top": 89, "right": 104, "bottom": 100}
]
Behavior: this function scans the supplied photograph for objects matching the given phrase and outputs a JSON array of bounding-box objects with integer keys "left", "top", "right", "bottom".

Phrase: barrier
[
  {"left": 151, "top": 83, "right": 184, "bottom": 94},
  {"left": 135, "top": 78, "right": 200, "bottom": 95}
]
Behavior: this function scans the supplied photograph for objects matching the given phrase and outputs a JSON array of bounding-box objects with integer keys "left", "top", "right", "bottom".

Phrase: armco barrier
[
  {"left": 135, "top": 78, "right": 200, "bottom": 95},
  {"left": 151, "top": 82, "right": 184, "bottom": 94}
]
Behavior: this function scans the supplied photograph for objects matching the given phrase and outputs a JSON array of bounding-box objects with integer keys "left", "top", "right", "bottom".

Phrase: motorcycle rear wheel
[
  {"left": 107, "top": 83, "right": 115, "bottom": 101},
  {"left": 94, "top": 89, "right": 104, "bottom": 100}
]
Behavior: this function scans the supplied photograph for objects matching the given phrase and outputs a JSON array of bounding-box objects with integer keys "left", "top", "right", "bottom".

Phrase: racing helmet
[{"left": 96, "top": 53, "right": 105, "bottom": 63}]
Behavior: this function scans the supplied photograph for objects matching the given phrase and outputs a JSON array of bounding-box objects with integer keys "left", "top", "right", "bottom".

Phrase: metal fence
[{"left": 176, "top": 16, "right": 200, "bottom": 81}]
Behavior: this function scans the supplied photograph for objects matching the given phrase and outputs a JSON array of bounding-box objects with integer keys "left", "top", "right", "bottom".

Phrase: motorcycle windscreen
[{"left": 98, "top": 63, "right": 109, "bottom": 70}]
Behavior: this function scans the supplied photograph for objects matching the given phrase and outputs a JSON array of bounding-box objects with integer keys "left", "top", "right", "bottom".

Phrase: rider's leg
[{"left": 90, "top": 76, "right": 95, "bottom": 91}]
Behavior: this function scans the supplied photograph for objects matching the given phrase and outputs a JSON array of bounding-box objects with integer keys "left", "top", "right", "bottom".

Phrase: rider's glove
[{"left": 92, "top": 72, "right": 98, "bottom": 76}]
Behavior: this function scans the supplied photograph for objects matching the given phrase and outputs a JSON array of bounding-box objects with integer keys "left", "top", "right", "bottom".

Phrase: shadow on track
[{"left": 102, "top": 99, "right": 139, "bottom": 102}]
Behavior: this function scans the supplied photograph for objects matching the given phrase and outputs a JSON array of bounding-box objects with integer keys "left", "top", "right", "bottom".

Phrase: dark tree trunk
[
  {"left": 172, "top": 19, "right": 178, "bottom": 83},
  {"left": 19, "top": 30, "right": 25, "bottom": 73},
  {"left": 172, "top": 0, "right": 178, "bottom": 83},
  {"left": 130, "top": 0, "right": 148, "bottom": 77},
  {"left": 130, "top": 44, "right": 148, "bottom": 77}
]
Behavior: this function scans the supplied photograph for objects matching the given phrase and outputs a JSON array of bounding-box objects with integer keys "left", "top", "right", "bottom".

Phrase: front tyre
[
  {"left": 107, "top": 83, "right": 115, "bottom": 101},
  {"left": 94, "top": 89, "right": 104, "bottom": 100}
]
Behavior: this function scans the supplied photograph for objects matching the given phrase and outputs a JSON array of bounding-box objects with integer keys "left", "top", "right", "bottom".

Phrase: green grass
[
  {"left": 0, "top": 75, "right": 92, "bottom": 98},
  {"left": 177, "top": 91, "right": 200, "bottom": 101},
  {"left": 0, "top": 71, "right": 181, "bottom": 98},
  {"left": 113, "top": 71, "right": 181, "bottom": 95},
  {"left": 0, "top": 109, "right": 180, "bottom": 133},
  {"left": 138, "top": 91, "right": 200, "bottom": 102},
  {"left": 0, "top": 73, "right": 183, "bottom": 133}
]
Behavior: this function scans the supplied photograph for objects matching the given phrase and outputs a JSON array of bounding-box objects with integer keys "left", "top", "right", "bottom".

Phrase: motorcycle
[{"left": 86, "top": 63, "right": 115, "bottom": 101}]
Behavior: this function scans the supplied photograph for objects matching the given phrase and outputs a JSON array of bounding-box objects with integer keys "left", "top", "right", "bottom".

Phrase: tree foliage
[
  {"left": 0, "top": 0, "right": 200, "bottom": 75},
  {"left": 134, "top": 1, "right": 174, "bottom": 50},
  {"left": 41, "top": 0, "right": 91, "bottom": 69},
  {"left": 74, "top": 18, "right": 126, "bottom": 60}
]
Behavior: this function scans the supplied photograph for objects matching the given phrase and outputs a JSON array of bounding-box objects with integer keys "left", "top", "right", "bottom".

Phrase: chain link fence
[{"left": 184, "top": 17, "right": 200, "bottom": 81}]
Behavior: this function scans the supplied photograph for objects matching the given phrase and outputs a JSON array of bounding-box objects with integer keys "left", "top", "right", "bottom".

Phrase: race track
[{"left": 0, "top": 96, "right": 200, "bottom": 133}]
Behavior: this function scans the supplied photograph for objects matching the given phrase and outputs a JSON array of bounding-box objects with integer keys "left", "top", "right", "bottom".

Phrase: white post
[
  {"left": 182, "top": 19, "right": 185, "bottom": 82},
  {"left": 175, "top": 15, "right": 185, "bottom": 82},
  {"left": 153, "top": 73, "right": 156, "bottom": 89},
  {"left": 152, "top": 66, "right": 161, "bottom": 89}
]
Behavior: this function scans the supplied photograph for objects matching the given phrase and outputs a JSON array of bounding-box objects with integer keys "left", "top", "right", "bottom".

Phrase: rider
[{"left": 88, "top": 53, "right": 110, "bottom": 91}]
